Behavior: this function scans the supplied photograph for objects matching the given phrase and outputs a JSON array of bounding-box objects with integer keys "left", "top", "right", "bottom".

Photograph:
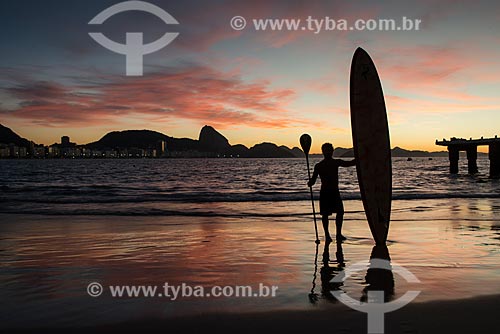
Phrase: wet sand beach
[
  {"left": 1, "top": 198, "right": 499, "bottom": 332},
  {"left": 67, "top": 294, "right": 500, "bottom": 334}
]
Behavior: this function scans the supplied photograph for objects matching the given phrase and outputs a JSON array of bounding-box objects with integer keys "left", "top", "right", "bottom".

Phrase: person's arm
[
  {"left": 339, "top": 159, "right": 356, "bottom": 167},
  {"left": 308, "top": 164, "right": 319, "bottom": 187}
]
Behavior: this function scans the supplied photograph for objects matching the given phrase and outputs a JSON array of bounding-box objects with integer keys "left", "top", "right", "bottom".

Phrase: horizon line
[{"left": 0, "top": 122, "right": 460, "bottom": 154}]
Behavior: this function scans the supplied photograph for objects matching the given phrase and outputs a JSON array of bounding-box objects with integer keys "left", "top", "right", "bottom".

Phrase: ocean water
[
  {"left": 0, "top": 158, "right": 499, "bottom": 329},
  {"left": 0, "top": 157, "right": 498, "bottom": 216}
]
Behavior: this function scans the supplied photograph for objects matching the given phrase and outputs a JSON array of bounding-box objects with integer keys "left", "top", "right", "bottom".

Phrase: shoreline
[{"left": 4, "top": 294, "right": 499, "bottom": 333}]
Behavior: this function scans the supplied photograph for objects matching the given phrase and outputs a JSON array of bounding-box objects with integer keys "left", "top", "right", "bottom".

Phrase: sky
[{"left": 1, "top": 0, "right": 500, "bottom": 153}]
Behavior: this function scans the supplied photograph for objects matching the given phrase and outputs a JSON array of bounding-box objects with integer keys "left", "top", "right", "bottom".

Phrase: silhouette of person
[{"left": 308, "top": 143, "right": 356, "bottom": 242}]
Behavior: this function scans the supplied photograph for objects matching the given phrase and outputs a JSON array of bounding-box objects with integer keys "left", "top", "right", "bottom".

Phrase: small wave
[
  {"left": 0, "top": 209, "right": 313, "bottom": 217},
  {"left": 389, "top": 193, "right": 500, "bottom": 200},
  {"left": 1, "top": 191, "right": 500, "bottom": 205}
]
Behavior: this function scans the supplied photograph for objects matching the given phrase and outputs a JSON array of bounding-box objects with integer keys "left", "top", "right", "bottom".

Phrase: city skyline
[
  {"left": 1, "top": 122, "right": 465, "bottom": 155},
  {"left": 1, "top": 1, "right": 500, "bottom": 153}
]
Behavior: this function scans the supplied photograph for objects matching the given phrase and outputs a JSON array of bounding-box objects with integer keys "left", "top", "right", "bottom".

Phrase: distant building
[
  {"left": 92, "top": 150, "right": 104, "bottom": 158},
  {"left": 80, "top": 148, "right": 89, "bottom": 158},
  {"left": 61, "top": 136, "right": 70, "bottom": 146},
  {"left": 48, "top": 145, "right": 60, "bottom": 158},
  {"left": 104, "top": 150, "right": 117, "bottom": 158},
  {"left": 19, "top": 147, "right": 27, "bottom": 158},
  {"left": 33, "top": 145, "right": 46, "bottom": 158},
  {"left": 118, "top": 148, "right": 128, "bottom": 158},
  {"left": 0, "top": 144, "right": 10, "bottom": 158},
  {"left": 9, "top": 144, "right": 19, "bottom": 157},
  {"left": 29, "top": 141, "right": 35, "bottom": 157},
  {"left": 156, "top": 140, "right": 167, "bottom": 157},
  {"left": 128, "top": 148, "right": 144, "bottom": 158}
]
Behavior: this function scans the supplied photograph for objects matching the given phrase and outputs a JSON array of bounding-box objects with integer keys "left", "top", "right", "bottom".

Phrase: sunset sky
[{"left": 1, "top": 0, "right": 500, "bottom": 153}]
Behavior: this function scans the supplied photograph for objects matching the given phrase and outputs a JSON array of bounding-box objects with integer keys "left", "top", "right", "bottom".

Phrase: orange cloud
[
  {"left": 0, "top": 65, "right": 324, "bottom": 131},
  {"left": 377, "top": 45, "right": 500, "bottom": 116},
  {"left": 380, "top": 46, "right": 471, "bottom": 93}
]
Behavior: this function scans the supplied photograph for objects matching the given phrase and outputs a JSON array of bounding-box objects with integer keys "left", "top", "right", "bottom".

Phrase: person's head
[{"left": 321, "top": 143, "right": 334, "bottom": 158}]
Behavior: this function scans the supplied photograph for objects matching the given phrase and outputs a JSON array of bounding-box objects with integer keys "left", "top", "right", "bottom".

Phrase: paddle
[{"left": 300, "top": 134, "right": 320, "bottom": 244}]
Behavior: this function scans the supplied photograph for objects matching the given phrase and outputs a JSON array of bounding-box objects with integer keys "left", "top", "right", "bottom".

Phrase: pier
[{"left": 436, "top": 136, "right": 500, "bottom": 178}]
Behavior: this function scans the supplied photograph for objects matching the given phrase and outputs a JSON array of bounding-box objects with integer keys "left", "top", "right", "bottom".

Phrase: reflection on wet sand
[
  {"left": 309, "top": 241, "right": 346, "bottom": 304},
  {"left": 309, "top": 242, "right": 396, "bottom": 305},
  {"left": 1, "top": 198, "right": 500, "bottom": 328},
  {"left": 361, "top": 245, "right": 394, "bottom": 303}
]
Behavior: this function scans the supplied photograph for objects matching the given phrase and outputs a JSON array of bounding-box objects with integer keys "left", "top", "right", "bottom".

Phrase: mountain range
[
  {"left": 84, "top": 125, "right": 301, "bottom": 158},
  {"left": 0, "top": 124, "right": 31, "bottom": 148},
  {"left": 0, "top": 123, "right": 471, "bottom": 158}
]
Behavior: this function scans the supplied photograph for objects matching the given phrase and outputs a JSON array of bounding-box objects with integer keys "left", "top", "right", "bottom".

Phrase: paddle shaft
[{"left": 305, "top": 154, "right": 319, "bottom": 242}]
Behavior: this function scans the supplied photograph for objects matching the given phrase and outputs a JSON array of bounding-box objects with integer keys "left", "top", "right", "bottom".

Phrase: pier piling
[
  {"left": 436, "top": 137, "right": 500, "bottom": 178},
  {"left": 466, "top": 146, "right": 478, "bottom": 174},
  {"left": 448, "top": 147, "right": 459, "bottom": 174},
  {"left": 489, "top": 143, "right": 500, "bottom": 178}
]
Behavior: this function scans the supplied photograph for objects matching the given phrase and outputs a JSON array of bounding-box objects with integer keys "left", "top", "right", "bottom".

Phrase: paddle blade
[{"left": 300, "top": 134, "right": 312, "bottom": 155}]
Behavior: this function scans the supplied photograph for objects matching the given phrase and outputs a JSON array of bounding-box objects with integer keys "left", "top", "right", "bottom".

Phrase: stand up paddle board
[{"left": 349, "top": 47, "right": 392, "bottom": 245}]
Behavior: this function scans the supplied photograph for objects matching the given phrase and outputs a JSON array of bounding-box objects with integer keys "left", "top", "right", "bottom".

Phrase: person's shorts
[{"left": 319, "top": 189, "right": 344, "bottom": 216}]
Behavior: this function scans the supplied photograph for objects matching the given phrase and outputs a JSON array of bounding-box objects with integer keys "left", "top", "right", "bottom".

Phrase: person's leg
[
  {"left": 322, "top": 214, "right": 332, "bottom": 242},
  {"left": 319, "top": 191, "right": 333, "bottom": 242},
  {"left": 335, "top": 210, "right": 346, "bottom": 241},
  {"left": 334, "top": 197, "right": 346, "bottom": 241}
]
